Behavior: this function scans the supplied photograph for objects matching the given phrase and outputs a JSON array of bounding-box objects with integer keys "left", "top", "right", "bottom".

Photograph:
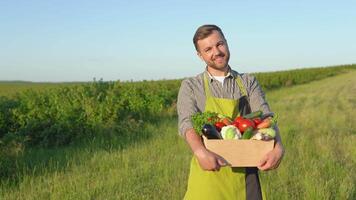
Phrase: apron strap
[
  {"left": 203, "top": 73, "right": 213, "bottom": 98},
  {"left": 203, "top": 73, "right": 248, "bottom": 98},
  {"left": 235, "top": 75, "right": 248, "bottom": 97}
]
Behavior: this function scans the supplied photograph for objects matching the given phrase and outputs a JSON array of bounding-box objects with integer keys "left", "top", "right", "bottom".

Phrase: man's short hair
[{"left": 193, "top": 24, "right": 226, "bottom": 52}]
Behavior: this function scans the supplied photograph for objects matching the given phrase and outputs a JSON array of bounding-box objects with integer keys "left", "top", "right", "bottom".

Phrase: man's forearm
[
  {"left": 184, "top": 128, "right": 226, "bottom": 170},
  {"left": 185, "top": 128, "right": 206, "bottom": 155}
]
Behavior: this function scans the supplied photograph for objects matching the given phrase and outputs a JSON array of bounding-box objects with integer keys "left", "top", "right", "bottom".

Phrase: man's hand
[
  {"left": 184, "top": 128, "right": 229, "bottom": 171},
  {"left": 194, "top": 148, "right": 229, "bottom": 171},
  {"left": 258, "top": 144, "right": 284, "bottom": 171}
]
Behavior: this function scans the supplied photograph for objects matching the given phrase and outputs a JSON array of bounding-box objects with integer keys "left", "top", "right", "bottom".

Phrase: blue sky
[{"left": 1, "top": 0, "right": 355, "bottom": 82}]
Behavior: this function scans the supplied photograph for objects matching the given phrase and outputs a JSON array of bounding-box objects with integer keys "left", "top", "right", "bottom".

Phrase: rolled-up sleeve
[
  {"left": 177, "top": 79, "right": 198, "bottom": 138},
  {"left": 246, "top": 74, "right": 273, "bottom": 115}
]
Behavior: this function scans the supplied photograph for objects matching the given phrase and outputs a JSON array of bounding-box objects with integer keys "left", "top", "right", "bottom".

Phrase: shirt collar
[{"left": 204, "top": 66, "right": 236, "bottom": 82}]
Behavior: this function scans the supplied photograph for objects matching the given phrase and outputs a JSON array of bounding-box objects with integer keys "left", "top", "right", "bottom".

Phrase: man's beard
[{"left": 207, "top": 53, "right": 230, "bottom": 70}]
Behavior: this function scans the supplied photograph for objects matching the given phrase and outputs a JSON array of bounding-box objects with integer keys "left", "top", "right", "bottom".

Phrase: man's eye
[{"left": 205, "top": 48, "right": 211, "bottom": 53}]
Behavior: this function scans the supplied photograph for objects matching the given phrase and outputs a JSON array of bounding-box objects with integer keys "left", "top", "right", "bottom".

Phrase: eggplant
[{"left": 201, "top": 124, "right": 222, "bottom": 139}]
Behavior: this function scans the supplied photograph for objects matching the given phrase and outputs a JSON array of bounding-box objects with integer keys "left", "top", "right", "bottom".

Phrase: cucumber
[
  {"left": 242, "top": 127, "right": 254, "bottom": 139},
  {"left": 243, "top": 110, "right": 263, "bottom": 119}
]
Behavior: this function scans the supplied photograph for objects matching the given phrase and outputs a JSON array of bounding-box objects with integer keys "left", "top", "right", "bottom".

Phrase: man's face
[{"left": 196, "top": 30, "right": 230, "bottom": 70}]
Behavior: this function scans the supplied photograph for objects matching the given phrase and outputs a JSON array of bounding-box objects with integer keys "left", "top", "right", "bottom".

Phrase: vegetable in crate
[
  {"left": 191, "top": 112, "right": 219, "bottom": 135},
  {"left": 221, "top": 125, "right": 241, "bottom": 140},
  {"left": 243, "top": 110, "right": 263, "bottom": 119},
  {"left": 202, "top": 124, "right": 222, "bottom": 139},
  {"left": 234, "top": 117, "right": 256, "bottom": 132},
  {"left": 251, "top": 128, "right": 276, "bottom": 141},
  {"left": 214, "top": 121, "right": 225, "bottom": 132},
  {"left": 258, "top": 128, "right": 276, "bottom": 138},
  {"left": 252, "top": 118, "right": 262, "bottom": 126},
  {"left": 256, "top": 115, "right": 278, "bottom": 129},
  {"left": 222, "top": 118, "right": 232, "bottom": 125},
  {"left": 241, "top": 127, "right": 254, "bottom": 139}
]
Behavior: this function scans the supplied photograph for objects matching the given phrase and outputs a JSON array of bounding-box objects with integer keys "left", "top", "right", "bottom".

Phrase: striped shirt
[{"left": 177, "top": 67, "right": 273, "bottom": 137}]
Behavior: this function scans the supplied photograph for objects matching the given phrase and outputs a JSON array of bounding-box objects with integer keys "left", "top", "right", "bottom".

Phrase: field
[{"left": 0, "top": 65, "right": 356, "bottom": 199}]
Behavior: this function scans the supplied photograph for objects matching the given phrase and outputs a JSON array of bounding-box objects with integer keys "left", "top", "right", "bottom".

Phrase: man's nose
[{"left": 212, "top": 46, "right": 222, "bottom": 56}]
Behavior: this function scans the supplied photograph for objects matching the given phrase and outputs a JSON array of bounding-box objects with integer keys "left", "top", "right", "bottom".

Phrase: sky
[{"left": 1, "top": 0, "right": 355, "bottom": 82}]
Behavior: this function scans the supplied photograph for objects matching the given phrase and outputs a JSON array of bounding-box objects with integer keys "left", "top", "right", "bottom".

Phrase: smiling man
[{"left": 177, "top": 24, "right": 284, "bottom": 200}]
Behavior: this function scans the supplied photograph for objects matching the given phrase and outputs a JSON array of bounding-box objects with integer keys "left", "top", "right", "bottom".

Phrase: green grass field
[{"left": 1, "top": 71, "right": 356, "bottom": 199}]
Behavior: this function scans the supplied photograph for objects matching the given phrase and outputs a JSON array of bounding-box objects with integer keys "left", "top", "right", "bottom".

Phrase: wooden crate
[{"left": 203, "top": 137, "right": 274, "bottom": 167}]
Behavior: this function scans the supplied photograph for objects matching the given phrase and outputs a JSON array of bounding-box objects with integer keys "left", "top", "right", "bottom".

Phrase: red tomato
[
  {"left": 232, "top": 121, "right": 239, "bottom": 128},
  {"left": 237, "top": 118, "right": 256, "bottom": 133},
  {"left": 234, "top": 116, "right": 244, "bottom": 124},
  {"left": 214, "top": 121, "right": 225, "bottom": 132},
  {"left": 252, "top": 118, "right": 262, "bottom": 125}
]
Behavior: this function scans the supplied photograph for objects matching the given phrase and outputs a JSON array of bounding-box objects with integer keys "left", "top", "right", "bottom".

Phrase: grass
[
  {"left": 0, "top": 118, "right": 191, "bottom": 200},
  {"left": 261, "top": 70, "right": 356, "bottom": 199},
  {"left": 1, "top": 71, "right": 356, "bottom": 199}
]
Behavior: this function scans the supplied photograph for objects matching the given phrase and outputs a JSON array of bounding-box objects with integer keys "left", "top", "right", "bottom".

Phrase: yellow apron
[{"left": 184, "top": 74, "right": 265, "bottom": 200}]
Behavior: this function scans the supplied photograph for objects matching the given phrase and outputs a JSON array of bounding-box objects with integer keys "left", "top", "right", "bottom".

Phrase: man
[{"left": 177, "top": 25, "right": 284, "bottom": 200}]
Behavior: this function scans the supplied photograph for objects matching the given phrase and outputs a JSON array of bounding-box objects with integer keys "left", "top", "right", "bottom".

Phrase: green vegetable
[
  {"left": 241, "top": 127, "right": 254, "bottom": 139},
  {"left": 257, "top": 128, "right": 276, "bottom": 138},
  {"left": 221, "top": 125, "right": 241, "bottom": 140},
  {"left": 191, "top": 112, "right": 219, "bottom": 135},
  {"left": 243, "top": 110, "right": 263, "bottom": 119}
]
